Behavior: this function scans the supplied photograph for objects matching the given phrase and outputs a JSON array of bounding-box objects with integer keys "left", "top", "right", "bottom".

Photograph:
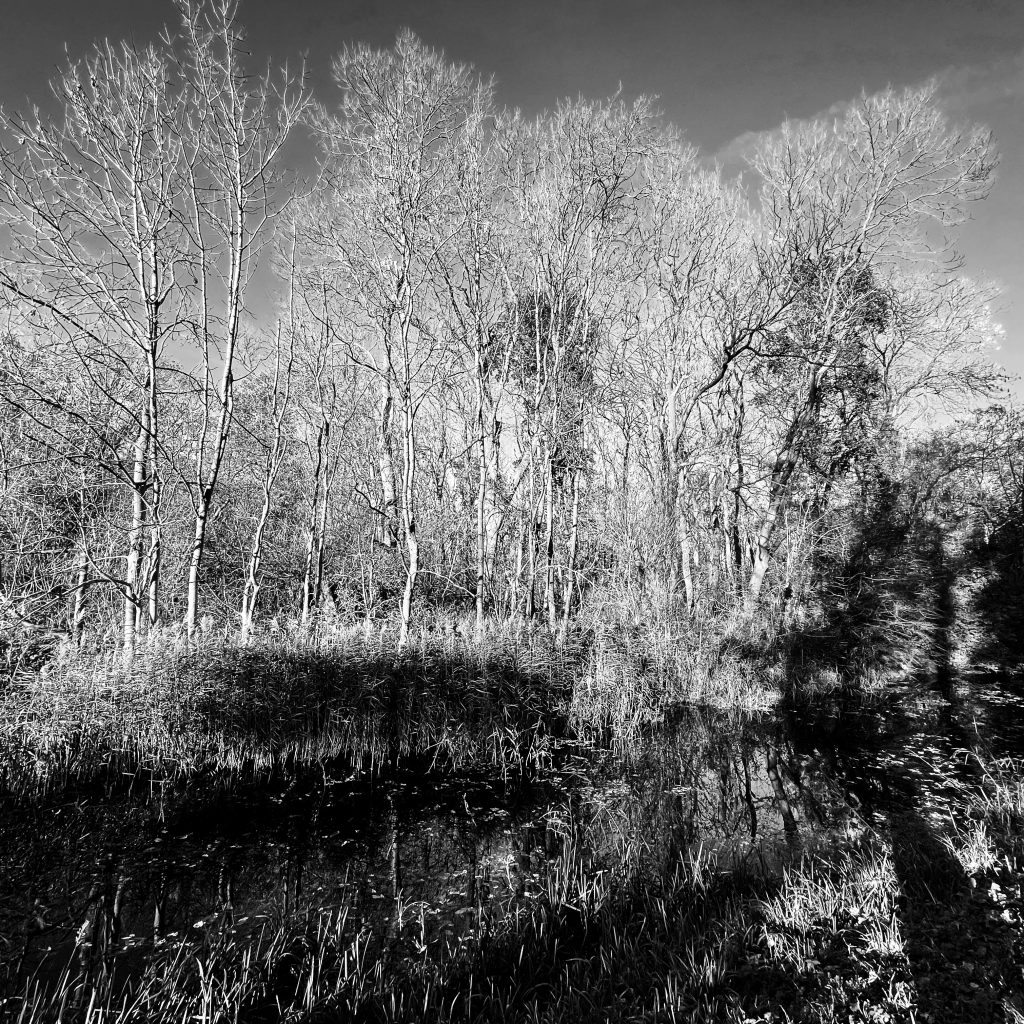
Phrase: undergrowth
[
  {"left": 0, "top": 613, "right": 798, "bottom": 787},
  {"left": 6, "top": 832, "right": 921, "bottom": 1024},
  {"left": 0, "top": 619, "right": 578, "bottom": 787}
]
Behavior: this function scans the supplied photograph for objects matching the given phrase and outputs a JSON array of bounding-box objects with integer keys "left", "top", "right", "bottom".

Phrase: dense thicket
[{"left": 0, "top": 2, "right": 1019, "bottom": 675}]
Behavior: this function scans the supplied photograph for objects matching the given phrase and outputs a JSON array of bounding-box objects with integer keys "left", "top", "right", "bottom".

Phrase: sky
[{"left": 3, "top": 0, "right": 1024, "bottom": 393}]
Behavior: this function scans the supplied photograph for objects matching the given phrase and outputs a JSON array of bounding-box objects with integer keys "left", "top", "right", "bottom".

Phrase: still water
[{"left": 1, "top": 670, "right": 1021, "bottom": 998}]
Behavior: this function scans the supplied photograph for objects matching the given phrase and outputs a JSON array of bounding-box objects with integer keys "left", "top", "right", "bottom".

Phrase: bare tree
[
  {"left": 314, "top": 30, "right": 478, "bottom": 645},
  {"left": 177, "top": 0, "right": 309, "bottom": 635},
  {"left": 622, "top": 136, "right": 756, "bottom": 613},
  {"left": 169, "top": 0, "right": 307, "bottom": 634},
  {"left": 499, "top": 95, "right": 656, "bottom": 626},
  {"left": 238, "top": 315, "right": 295, "bottom": 640},
  {"left": 429, "top": 85, "right": 520, "bottom": 632},
  {"left": 0, "top": 35, "right": 193, "bottom": 655}
]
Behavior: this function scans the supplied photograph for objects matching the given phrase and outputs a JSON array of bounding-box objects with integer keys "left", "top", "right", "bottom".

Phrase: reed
[
  {"left": 0, "top": 620, "right": 580, "bottom": 791},
  {"left": 6, "top": 831, "right": 924, "bottom": 1024},
  {"left": 8, "top": 733, "right": 1024, "bottom": 1022}
]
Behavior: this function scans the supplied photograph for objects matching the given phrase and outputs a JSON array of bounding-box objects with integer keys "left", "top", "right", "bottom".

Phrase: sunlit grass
[
  {"left": 6, "top": 652, "right": 1024, "bottom": 1022},
  {"left": 0, "top": 612, "right": 803, "bottom": 790},
  {"left": 0, "top": 619, "right": 579, "bottom": 790},
  {"left": 6, "top": 834, "right": 928, "bottom": 1024}
]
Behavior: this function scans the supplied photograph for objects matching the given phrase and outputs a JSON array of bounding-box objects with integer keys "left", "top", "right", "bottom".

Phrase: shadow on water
[
  {"left": 3, "top": 630, "right": 1024, "bottom": 1020},
  {"left": 1, "top": 684, "right": 851, "bottom": 1008},
  {"left": 897, "top": 554, "right": 1024, "bottom": 1022},
  {"left": 783, "top": 552, "right": 1024, "bottom": 1024}
]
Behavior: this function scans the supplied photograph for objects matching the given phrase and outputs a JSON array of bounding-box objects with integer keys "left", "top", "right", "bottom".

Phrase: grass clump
[
  {"left": 569, "top": 614, "right": 786, "bottom": 731},
  {"left": 0, "top": 611, "right": 803, "bottom": 787},
  {"left": 7, "top": 835, "right": 926, "bottom": 1024},
  {"left": 0, "top": 620, "right": 580, "bottom": 788}
]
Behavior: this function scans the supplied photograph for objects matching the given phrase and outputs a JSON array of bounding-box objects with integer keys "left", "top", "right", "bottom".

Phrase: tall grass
[
  {"left": 6, "top": 828, "right": 922, "bottom": 1024},
  {"left": 2, "top": 588, "right": 945, "bottom": 778},
  {"left": 569, "top": 613, "right": 786, "bottom": 732},
  {"left": 0, "top": 618, "right": 583, "bottom": 791},
  {"left": 0, "top": 611, "right": 805, "bottom": 791}
]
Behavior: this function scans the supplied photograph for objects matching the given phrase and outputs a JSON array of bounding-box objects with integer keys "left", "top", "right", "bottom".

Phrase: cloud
[
  {"left": 711, "top": 98, "right": 852, "bottom": 171},
  {"left": 711, "top": 46, "right": 1024, "bottom": 172},
  {"left": 936, "top": 49, "right": 1024, "bottom": 116}
]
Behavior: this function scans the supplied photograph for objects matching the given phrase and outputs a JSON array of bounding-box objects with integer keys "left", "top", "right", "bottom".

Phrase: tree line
[{"left": 0, "top": 0, "right": 1018, "bottom": 660}]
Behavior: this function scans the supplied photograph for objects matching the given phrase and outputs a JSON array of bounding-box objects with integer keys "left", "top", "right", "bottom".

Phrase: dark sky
[{"left": 4, "top": 0, "right": 1024, "bottom": 390}]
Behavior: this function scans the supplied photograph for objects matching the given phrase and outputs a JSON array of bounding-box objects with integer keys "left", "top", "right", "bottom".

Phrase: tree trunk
[
  {"left": 745, "top": 369, "right": 823, "bottom": 611},
  {"left": 146, "top": 508, "right": 161, "bottom": 633},
  {"left": 378, "top": 386, "right": 399, "bottom": 548},
  {"left": 474, "top": 370, "right": 487, "bottom": 633},
  {"left": 185, "top": 490, "right": 211, "bottom": 634},
  {"left": 241, "top": 481, "right": 275, "bottom": 640},
  {"left": 123, "top": 413, "right": 149, "bottom": 657},
  {"left": 512, "top": 514, "right": 525, "bottom": 618},
  {"left": 314, "top": 432, "right": 332, "bottom": 611},
  {"left": 71, "top": 540, "right": 89, "bottom": 646},
  {"left": 678, "top": 511, "right": 695, "bottom": 614},
  {"left": 525, "top": 447, "right": 537, "bottom": 619},
  {"left": 544, "top": 456, "right": 556, "bottom": 629},
  {"left": 300, "top": 529, "right": 317, "bottom": 624},
  {"left": 144, "top": 280, "right": 161, "bottom": 633},
  {"left": 746, "top": 461, "right": 796, "bottom": 609},
  {"left": 561, "top": 468, "right": 582, "bottom": 625},
  {"left": 241, "top": 462, "right": 286, "bottom": 641},
  {"left": 398, "top": 396, "right": 418, "bottom": 647},
  {"left": 301, "top": 420, "right": 326, "bottom": 625}
]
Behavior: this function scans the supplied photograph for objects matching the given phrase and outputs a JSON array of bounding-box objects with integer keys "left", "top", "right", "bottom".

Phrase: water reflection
[{"left": 1, "top": 673, "right": 1020, "bottom": 1000}]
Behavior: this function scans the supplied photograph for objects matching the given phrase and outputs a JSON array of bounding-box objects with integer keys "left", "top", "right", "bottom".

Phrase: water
[{"left": 1, "top": 669, "right": 1022, "bottom": 1003}]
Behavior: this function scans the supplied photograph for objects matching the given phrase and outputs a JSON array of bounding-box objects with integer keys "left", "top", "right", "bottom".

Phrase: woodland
[
  {"left": 0, "top": 2, "right": 1019, "bottom": 671},
  {"left": 2, "top": 3, "right": 1024, "bottom": 1022}
]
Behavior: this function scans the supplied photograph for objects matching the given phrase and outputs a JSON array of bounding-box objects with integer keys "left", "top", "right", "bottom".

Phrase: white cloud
[
  {"left": 936, "top": 49, "right": 1024, "bottom": 116},
  {"left": 711, "top": 47, "right": 1024, "bottom": 172},
  {"left": 710, "top": 97, "right": 853, "bottom": 171}
]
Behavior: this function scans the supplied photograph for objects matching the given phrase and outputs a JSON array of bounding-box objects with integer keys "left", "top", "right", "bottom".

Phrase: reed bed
[
  {"left": 0, "top": 613, "right": 802, "bottom": 791},
  {"left": 5, "top": 625, "right": 1024, "bottom": 1021},
  {"left": 5, "top": 829, "right": 925, "bottom": 1024},
  {"left": 0, "top": 619, "right": 583, "bottom": 791},
  {"left": 569, "top": 615, "right": 787, "bottom": 731}
]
